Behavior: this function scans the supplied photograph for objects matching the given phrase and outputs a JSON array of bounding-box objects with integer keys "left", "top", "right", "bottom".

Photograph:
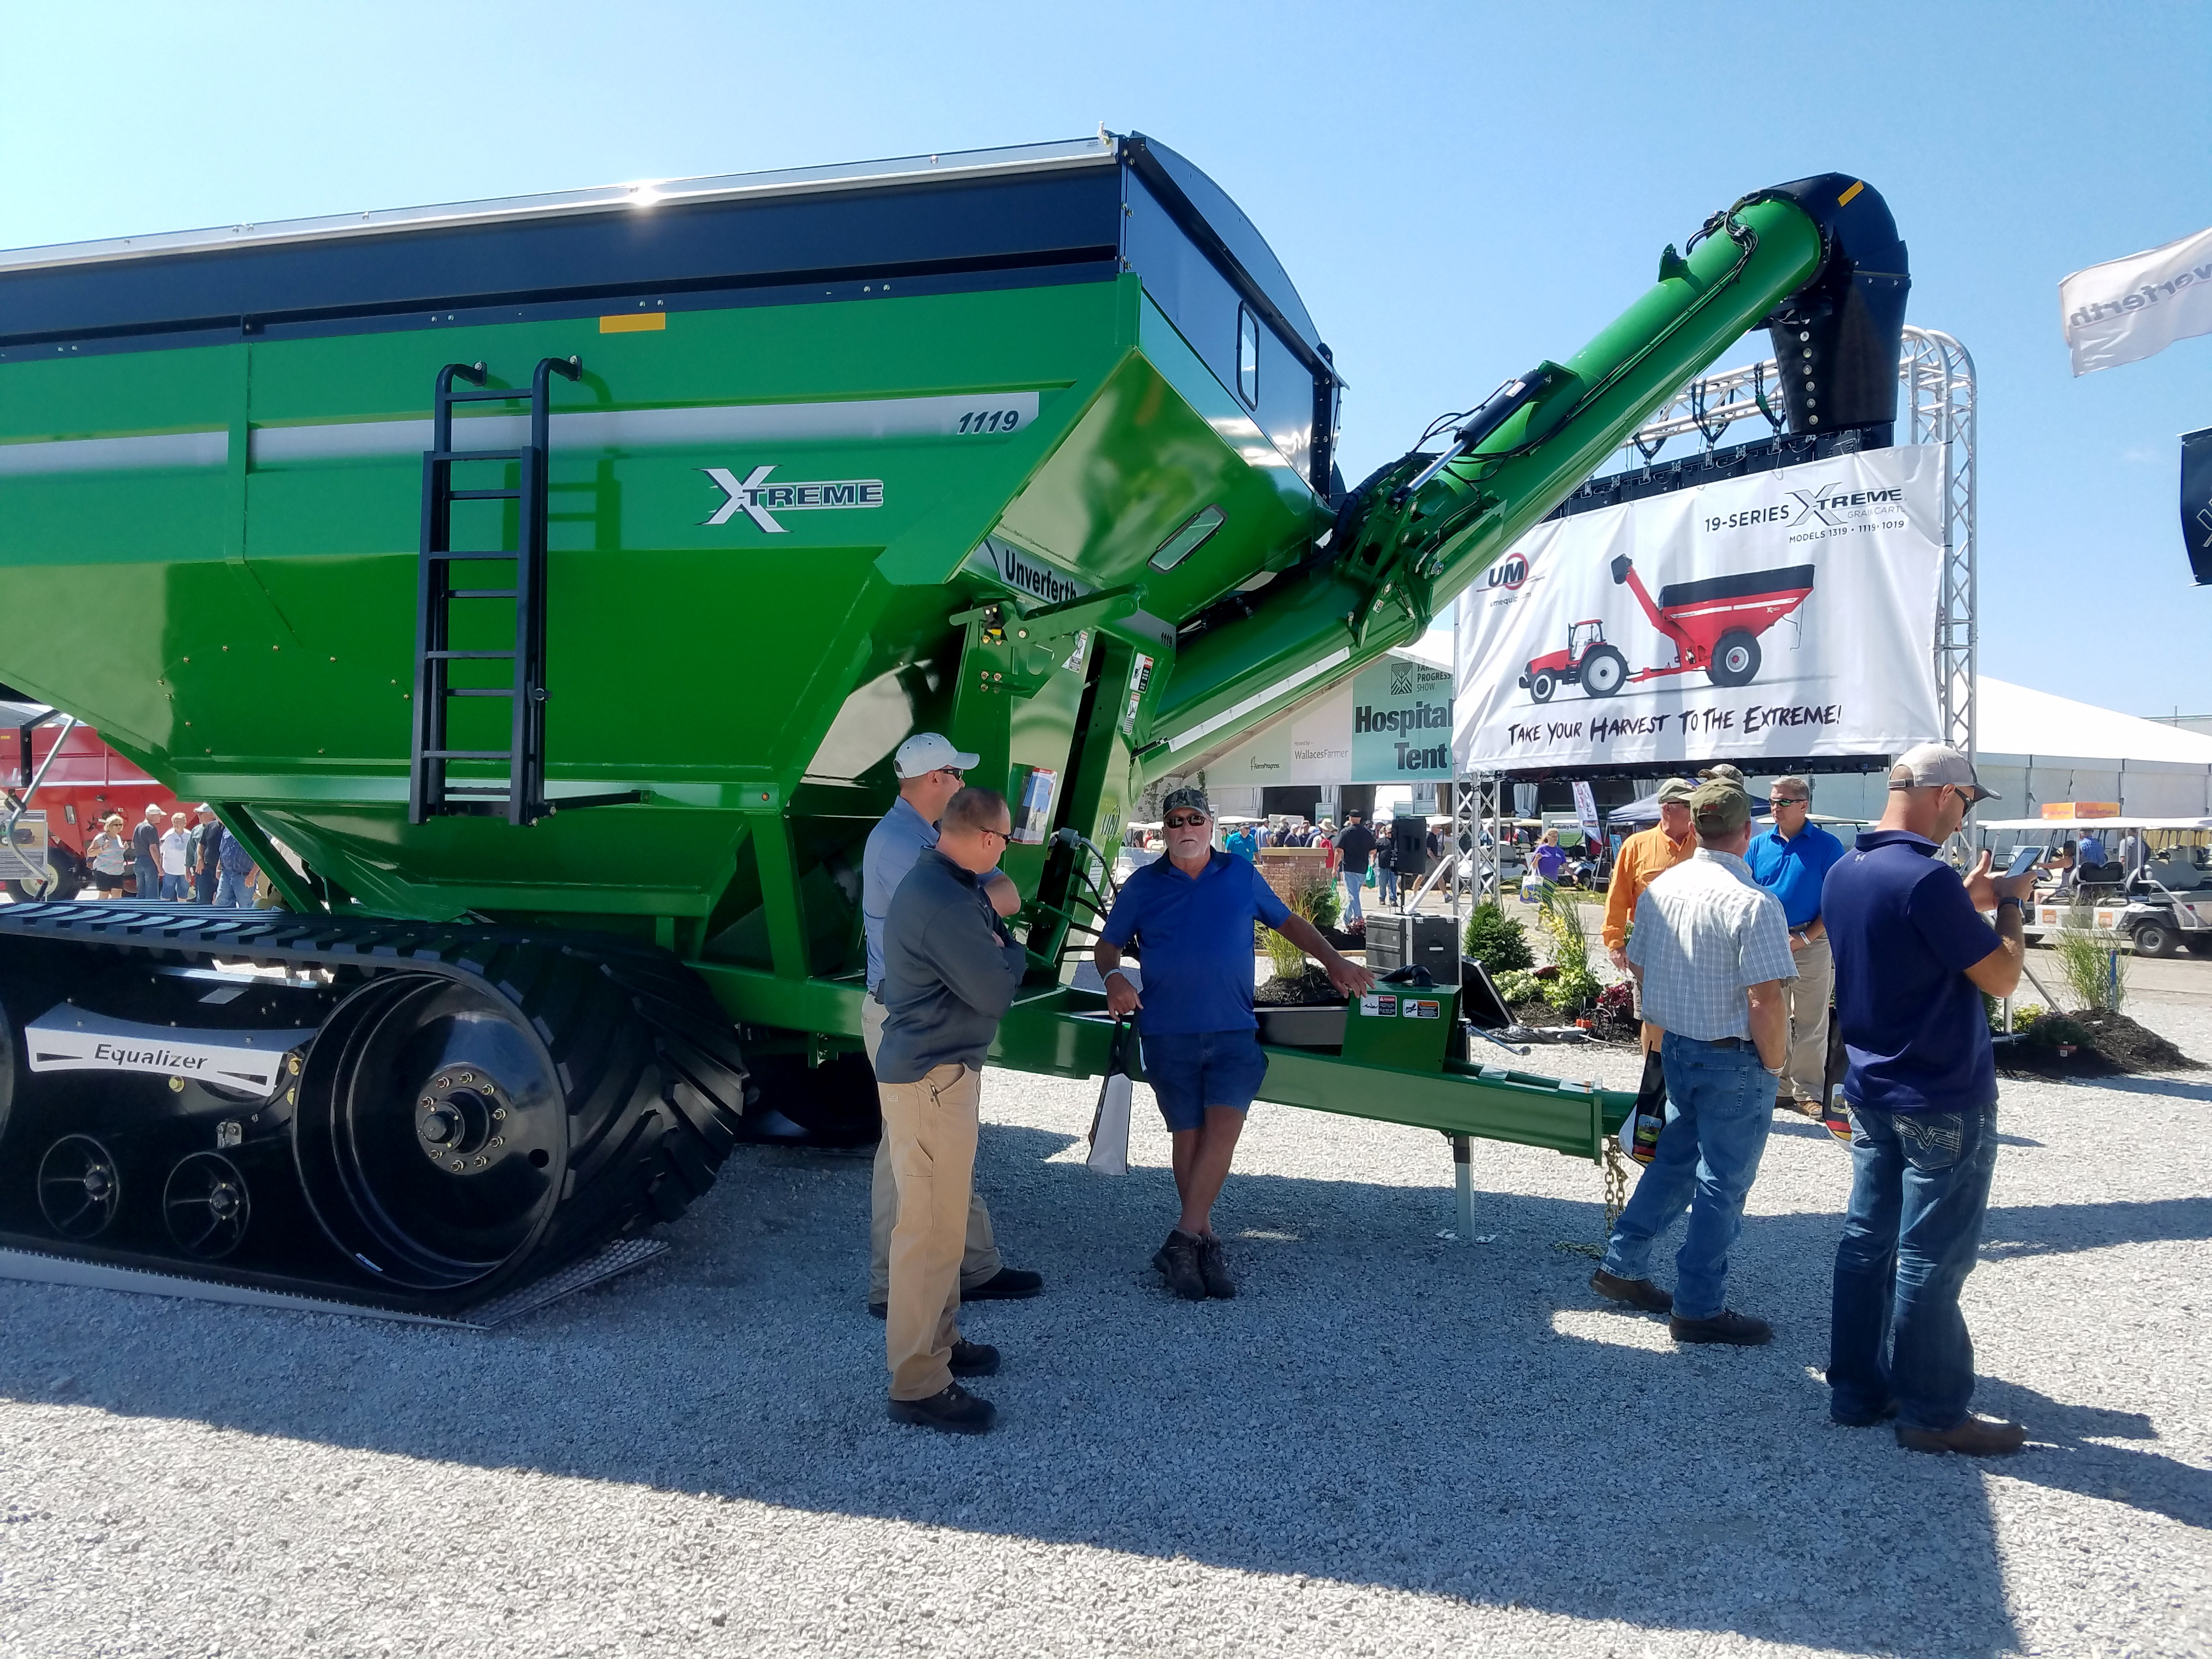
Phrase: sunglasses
[
  {"left": 977, "top": 826, "right": 1010, "bottom": 847},
  {"left": 1163, "top": 813, "right": 1210, "bottom": 830},
  {"left": 1772, "top": 796, "right": 1809, "bottom": 806}
]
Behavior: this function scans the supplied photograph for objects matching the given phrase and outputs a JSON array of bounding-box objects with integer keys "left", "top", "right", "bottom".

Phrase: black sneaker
[
  {"left": 1150, "top": 1230, "right": 1207, "bottom": 1300},
  {"left": 1669, "top": 1308, "right": 1774, "bottom": 1346},
  {"left": 888, "top": 1383, "right": 996, "bottom": 1435},
  {"left": 1197, "top": 1235, "right": 1237, "bottom": 1299},
  {"left": 948, "top": 1339, "right": 1000, "bottom": 1378},
  {"left": 962, "top": 1267, "right": 1044, "bottom": 1301}
]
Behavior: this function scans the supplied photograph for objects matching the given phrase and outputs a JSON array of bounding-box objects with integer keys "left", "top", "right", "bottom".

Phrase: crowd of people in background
[{"left": 61, "top": 801, "right": 262, "bottom": 905}]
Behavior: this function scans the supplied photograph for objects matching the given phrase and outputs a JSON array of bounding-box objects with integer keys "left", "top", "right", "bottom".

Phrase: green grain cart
[{"left": 0, "top": 134, "right": 1908, "bottom": 1312}]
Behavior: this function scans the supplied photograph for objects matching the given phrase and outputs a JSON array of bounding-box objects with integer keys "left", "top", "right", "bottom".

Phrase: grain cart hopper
[{"left": 0, "top": 134, "right": 1909, "bottom": 1314}]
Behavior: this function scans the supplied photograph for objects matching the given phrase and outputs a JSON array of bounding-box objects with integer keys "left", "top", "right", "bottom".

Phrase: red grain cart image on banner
[{"left": 1519, "top": 557, "right": 1815, "bottom": 702}]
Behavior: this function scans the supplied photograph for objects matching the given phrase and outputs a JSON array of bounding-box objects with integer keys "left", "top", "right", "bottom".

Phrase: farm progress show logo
[{"left": 700, "top": 464, "right": 884, "bottom": 533}]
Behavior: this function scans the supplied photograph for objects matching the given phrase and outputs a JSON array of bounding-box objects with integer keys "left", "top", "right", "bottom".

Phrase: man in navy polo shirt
[
  {"left": 1745, "top": 774, "right": 1845, "bottom": 1116},
  {"left": 1822, "top": 743, "right": 2035, "bottom": 1457},
  {"left": 1094, "top": 786, "right": 1372, "bottom": 1300}
]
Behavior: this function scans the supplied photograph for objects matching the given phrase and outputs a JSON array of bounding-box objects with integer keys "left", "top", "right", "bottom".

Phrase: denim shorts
[{"left": 1139, "top": 1028, "right": 1269, "bottom": 1131}]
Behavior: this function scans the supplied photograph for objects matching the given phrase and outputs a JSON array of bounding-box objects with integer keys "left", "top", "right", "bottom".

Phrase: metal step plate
[{"left": 0, "top": 1234, "right": 667, "bottom": 1330}]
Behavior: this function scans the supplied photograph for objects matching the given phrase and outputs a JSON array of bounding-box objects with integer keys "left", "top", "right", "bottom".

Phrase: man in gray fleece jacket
[{"left": 874, "top": 786, "right": 1025, "bottom": 1434}]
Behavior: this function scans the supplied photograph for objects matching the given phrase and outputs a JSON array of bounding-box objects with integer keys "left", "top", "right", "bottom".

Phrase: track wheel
[
  {"left": 1580, "top": 644, "right": 1628, "bottom": 698},
  {"left": 294, "top": 974, "right": 565, "bottom": 1293},
  {"left": 1528, "top": 668, "right": 1558, "bottom": 703},
  {"left": 1708, "top": 630, "right": 1762, "bottom": 687},
  {"left": 163, "top": 1153, "right": 252, "bottom": 1258},
  {"left": 38, "top": 1134, "right": 122, "bottom": 1239}
]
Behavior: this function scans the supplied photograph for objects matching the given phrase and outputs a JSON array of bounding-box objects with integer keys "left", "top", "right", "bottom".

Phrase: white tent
[{"left": 1761, "top": 678, "right": 2212, "bottom": 823}]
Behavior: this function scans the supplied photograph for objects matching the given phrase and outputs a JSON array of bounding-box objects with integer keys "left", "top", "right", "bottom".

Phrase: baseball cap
[
  {"left": 1697, "top": 763, "right": 1746, "bottom": 783},
  {"left": 1655, "top": 777, "right": 1697, "bottom": 805},
  {"left": 1888, "top": 742, "right": 1998, "bottom": 800},
  {"left": 1689, "top": 777, "right": 1752, "bottom": 836},
  {"left": 892, "top": 732, "right": 980, "bottom": 779},
  {"left": 1161, "top": 786, "right": 1212, "bottom": 819}
]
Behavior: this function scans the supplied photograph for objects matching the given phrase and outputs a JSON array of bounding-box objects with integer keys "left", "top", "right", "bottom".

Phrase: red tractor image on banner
[{"left": 1519, "top": 553, "right": 1816, "bottom": 702}]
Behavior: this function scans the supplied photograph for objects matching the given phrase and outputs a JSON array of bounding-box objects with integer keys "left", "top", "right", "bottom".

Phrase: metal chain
[
  {"left": 1601, "top": 1138, "right": 1629, "bottom": 1233},
  {"left": 1554, "top": 1138, "right": 1633, "bottom": 1260}
]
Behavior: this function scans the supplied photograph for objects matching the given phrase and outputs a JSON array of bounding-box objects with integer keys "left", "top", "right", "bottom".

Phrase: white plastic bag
[{"left": 1087, "top": 1019, "right": 1133, "bottom": 1176}]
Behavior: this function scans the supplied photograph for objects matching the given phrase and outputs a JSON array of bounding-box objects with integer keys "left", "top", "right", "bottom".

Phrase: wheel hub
[{"left": 415, "top": 1070, "right": 508, "bottom": 1173}]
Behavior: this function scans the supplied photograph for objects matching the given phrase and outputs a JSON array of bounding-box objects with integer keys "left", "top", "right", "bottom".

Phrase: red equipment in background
[
  {"left": 0, "top": 702, "right": 185, "bottom": 899},
  {"left": 1518, "top": 555, "right": 1815, "bottom": 702}
]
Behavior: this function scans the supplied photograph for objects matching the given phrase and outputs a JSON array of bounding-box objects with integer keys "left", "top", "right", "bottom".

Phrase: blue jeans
[
  {"left": 1342, "top": 870, "right": 1365, "bottom": 922},
  {"left": 1377, "top": 866, "right": 1399, "bottom": 905},
  {"left": 134, "top": 861, "right": 159, "bottom": 900},
  {"left": 1601, "top": 1033, "right": 1774, "bottom": 1320},
  {"left": 159, "top": 872, "right": 188, "bottom": 900},
  {"left": 214, "top": 868, "right": 255, "bottom": 908},
  {"left": 1828, "top": 1102, "right": 2000, "bottom": 1432}
]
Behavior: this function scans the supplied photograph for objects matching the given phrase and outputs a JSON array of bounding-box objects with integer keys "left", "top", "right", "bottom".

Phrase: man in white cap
[
  {"left": 1821, "top": 743, "right": 2033, "bottom": 1455},
  {"left": 859, "top": 732, "right": 1042, "bottom": 1317}
]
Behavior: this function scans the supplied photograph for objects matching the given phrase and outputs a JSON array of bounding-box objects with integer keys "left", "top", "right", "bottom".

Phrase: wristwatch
[{"left": 1997, "top": 896, "right": 2024, "bottom": 913}]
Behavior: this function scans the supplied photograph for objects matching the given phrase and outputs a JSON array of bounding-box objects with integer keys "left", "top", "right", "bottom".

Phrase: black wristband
[{"left": 1997, "top": 896, "right": 2023, "bottom": 912}]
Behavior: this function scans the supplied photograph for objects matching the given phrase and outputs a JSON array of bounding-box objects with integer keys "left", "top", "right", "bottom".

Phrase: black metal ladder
[{"left": 408, "top": 356, "right": 585, "bottom": 826}]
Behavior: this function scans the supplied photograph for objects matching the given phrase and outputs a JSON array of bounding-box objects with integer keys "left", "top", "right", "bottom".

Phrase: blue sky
[{"left": 3, "top": 1, "right": 2206, "bottom": 716}]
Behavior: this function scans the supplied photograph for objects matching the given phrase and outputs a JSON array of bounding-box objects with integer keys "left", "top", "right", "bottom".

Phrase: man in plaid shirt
[{"left": 1590, "top": 775, "right": 1796, "bottom": 1345}]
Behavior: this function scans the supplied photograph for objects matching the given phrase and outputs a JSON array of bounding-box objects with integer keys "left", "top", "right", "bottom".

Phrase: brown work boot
[
  {"left": 1669, "top": 1308, "right": 1773, "bottom": 1346},
  {"left": 1197, "top": 1234, "right": 1237, "bottom": 1299},
  {"left": 1589, "top": 1268, "right": 1672, "bottom": 1314},
  {"left": 1151, "top": 1230, "right": 1207, "bottom": 1300},
  {"left": 1897, "top": 1415, "right": 2027, "bottom": 1457}
]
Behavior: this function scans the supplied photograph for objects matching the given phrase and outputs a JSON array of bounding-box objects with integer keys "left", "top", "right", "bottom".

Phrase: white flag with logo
[{"left": 2059, "top": 225, "right": 2212, "bottom": 376}]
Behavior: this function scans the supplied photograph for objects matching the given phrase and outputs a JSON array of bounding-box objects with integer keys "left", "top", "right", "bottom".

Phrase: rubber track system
[{"left": 0, "top": 902, "right": 747, "bottom": 1315}]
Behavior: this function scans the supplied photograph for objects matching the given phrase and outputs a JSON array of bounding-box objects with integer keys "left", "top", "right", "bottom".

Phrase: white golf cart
[{"left": 1979, "top": 815, "right": 2212, "bottom": 958}]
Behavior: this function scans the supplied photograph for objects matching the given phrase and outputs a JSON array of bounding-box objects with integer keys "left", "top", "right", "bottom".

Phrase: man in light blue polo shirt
[
  {"left": 1094, "top": 786, "right": 1371, "bottom": 1301},
  {"left": 861, "top": 732, "right": 1042, "bottom": 1318},
  {"left": 1745, "top": 774, "right": 1846, "bottom": 1116}
]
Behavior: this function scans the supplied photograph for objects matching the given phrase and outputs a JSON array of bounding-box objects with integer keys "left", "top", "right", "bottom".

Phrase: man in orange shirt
[{"left": 1604, "top": 778, "right": 1699, "bottom": 975}]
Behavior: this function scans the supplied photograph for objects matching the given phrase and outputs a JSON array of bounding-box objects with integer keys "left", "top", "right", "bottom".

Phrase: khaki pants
[
  {"left": 864, "top": 998, "right": 1000, "bottom": 1300},
  {"left": 1784, "top": 933, "right": 1833, "bottom": 1104},
  {"left": 878, "top": 1062, "right": 981, "bottom": 1401}
]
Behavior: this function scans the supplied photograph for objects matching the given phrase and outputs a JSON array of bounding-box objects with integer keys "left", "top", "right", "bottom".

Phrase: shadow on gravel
[
  {"left": 2079, "top": 1074, "right": 2212, "bottom": 1105},
  {"left": 3, "top": 1123, "right": 2204, "bottom": 1656},
  {"left": 1978, "top": 1195, "right": 2212, "bottom": 1259}
]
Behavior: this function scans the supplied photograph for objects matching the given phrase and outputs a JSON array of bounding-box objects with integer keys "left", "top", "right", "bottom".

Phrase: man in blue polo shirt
[
  {"left": 1745, "top": 774, "right": 1845, "bottom": 1117},
  {"left": 1822, "top": 743, "right": 2034, "bottom": 1457},
  {"left": 1094, "top": 786, "right": 1372, "bottom": 1300}
]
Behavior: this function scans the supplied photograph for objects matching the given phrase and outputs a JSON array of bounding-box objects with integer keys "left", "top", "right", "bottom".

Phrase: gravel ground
[{"left": 1, "top": 1005, "right": 2207, "bottom": 1659}]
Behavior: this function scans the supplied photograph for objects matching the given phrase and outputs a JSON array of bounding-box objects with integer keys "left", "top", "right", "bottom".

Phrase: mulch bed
[
  {"left": 1256, "top": 967, "right": 1341, "bottom": 1007},
  {"left": 1996, "top": 1007, "right": 2203, "bottom": 1079}
]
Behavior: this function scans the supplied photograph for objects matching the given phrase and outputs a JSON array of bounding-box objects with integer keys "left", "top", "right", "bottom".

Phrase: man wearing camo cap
[{"left": 1094, "top": 786, "right": 1372, "bottom": 1300}]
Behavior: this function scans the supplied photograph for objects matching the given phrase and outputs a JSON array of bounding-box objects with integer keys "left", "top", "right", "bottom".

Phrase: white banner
[
  {"left": 1455, "top": 445, "right": 1944, "bottom": 775},
  {"left": 2060, "top": 225, "right": 2212, "bottom": 376}
]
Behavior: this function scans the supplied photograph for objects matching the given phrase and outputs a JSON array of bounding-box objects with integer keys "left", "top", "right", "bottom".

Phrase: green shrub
[
  {"left": 1464, "top": 902, "right": 1534, "bottom": 971},
  {"left": 1493, "top": 968, "right": 1547, "bottom": 1007},
  {"left": 2028, "top": 1012, "right": 2092, "bottom": 1049},
  {"left": 1534, "top": 882, "right": 1602, "bottom": 1012},
  {"left": 1262, "top": 866, "right": 1340, "bottom": 981},
  {"left": 2052, "top": 927, "right": 2128, "bottom": 1012}
]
